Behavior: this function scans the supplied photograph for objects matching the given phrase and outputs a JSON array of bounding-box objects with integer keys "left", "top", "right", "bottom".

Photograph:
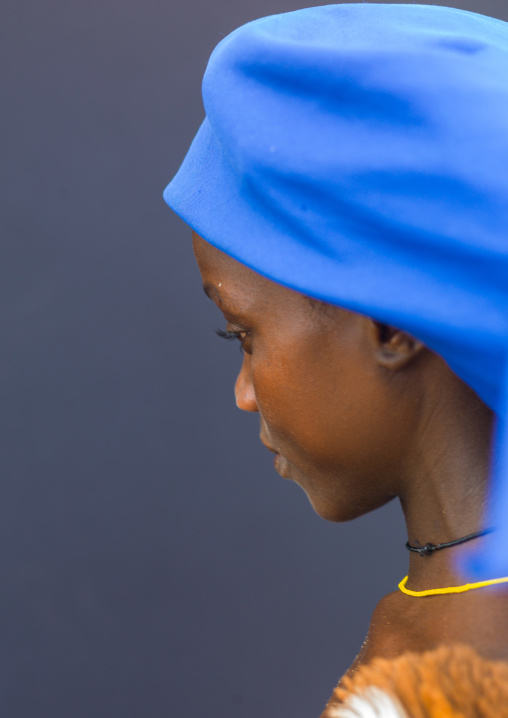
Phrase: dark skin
[{"left": 192, "top": 232, "right": 508, "bottom": 711}]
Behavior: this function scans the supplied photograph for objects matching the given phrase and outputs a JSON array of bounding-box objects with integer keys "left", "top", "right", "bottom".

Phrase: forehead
[
  {"left": 192, "top": 231, "right": 354, "bottom": 338},
  {"left": 193, "top": 232, "right": 253, "bottom": 279},
  {"left": 192, "top": 232, "right": 293, "bottom": 308}
]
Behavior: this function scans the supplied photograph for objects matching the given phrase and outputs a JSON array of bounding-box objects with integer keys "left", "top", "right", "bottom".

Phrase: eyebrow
[{"left": 202, "top": 284, "right": 222, "bottom": 305}]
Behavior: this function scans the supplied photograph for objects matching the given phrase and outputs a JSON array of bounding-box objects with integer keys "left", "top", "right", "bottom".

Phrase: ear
[{"left": 366, "top": 319, "right": 426, "bottom": 370}]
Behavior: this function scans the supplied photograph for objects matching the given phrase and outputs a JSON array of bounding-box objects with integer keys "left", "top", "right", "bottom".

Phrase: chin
[
  {"left": 304, "top": 494, "right": 358, "bottom": 523},
  {"left": 305, "top": 491, "right": 396, "bottom": 523},
  {"left": 290, "top": 463, "right": 397, "bottom": 522}
]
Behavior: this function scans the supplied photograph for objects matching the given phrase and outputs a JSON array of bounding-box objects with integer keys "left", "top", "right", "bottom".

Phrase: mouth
[
  {"left": 260, "top": 438, "right": 278, "bottom": 454},
  {"left": 260, "top": 436, "right": 290, "bottom": 478},
  {"left": 273, "top": 453, "right": 290, "bottom": 478}
]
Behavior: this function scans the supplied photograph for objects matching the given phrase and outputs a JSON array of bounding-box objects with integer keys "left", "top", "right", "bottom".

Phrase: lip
[
  {"left": 273, "top": 452, "right": 290, "bottom": 479},
  {"left": 260, "top": 438, "right": 278, "bottom": 454},
  {"left": 260, "top": 435, "right": 291, "bottom": 478}
]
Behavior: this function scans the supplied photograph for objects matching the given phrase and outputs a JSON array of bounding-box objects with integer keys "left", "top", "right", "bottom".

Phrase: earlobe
[{"left": 367, "top": 319, "right": 426, "bottom": 370}]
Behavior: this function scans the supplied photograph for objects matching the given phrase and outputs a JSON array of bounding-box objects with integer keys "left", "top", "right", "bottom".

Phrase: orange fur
[{"left": 328, "top": 645, "right": 508, "bottom": 718}]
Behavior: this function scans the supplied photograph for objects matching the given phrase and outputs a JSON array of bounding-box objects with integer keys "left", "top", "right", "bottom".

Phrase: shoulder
[
  {"left": 359, "top": 586, "right": 508, "bottom": 667},
  {"left": 320, "top": 594, "right": 411, "bottom": 718},
  {"left": 365, "top": 593, "right": 410, "bottom": 654},
  {"left": 348, "top": 591, "right": 424, "bottom": 674}
]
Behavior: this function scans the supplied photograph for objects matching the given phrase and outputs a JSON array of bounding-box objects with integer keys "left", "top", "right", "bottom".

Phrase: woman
[{"left": 163, "top": 1, "right": 508, "bottom": 707}]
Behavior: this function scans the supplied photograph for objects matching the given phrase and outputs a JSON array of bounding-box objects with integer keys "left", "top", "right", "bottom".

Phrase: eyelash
[{"left": 216, "top": 328, "right": 248, "bottom": 352}]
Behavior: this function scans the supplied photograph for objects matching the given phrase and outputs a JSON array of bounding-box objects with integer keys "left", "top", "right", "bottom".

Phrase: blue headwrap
[{"left": 164, "top": 3, "right": 508, "bottom": 578}]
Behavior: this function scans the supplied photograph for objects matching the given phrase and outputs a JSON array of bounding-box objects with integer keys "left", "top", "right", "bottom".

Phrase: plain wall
[{"left": 2, "top": 1, "right": 507, "bottom": 716}]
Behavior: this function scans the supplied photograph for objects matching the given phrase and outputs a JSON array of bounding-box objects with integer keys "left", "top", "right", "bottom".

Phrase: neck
[{"left": 398, "top": 375, "right": 494, "bottom": 590}]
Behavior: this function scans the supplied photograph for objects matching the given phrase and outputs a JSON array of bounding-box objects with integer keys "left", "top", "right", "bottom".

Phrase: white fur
[{"left": 327, "top": 687, "right": 408, "bottom": 718}]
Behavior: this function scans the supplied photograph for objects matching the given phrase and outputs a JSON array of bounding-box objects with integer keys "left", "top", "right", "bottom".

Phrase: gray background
[{"left": 2, "top": 1, "right": 506, "bottom": 716}]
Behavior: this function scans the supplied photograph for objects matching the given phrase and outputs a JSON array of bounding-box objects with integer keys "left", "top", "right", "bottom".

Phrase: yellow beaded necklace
[{"left": 398, "top": 574, "right": 508, "bottom": 597}]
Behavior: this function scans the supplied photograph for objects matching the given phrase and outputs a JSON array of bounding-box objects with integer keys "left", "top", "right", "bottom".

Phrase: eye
[{"left": 215, "top": 327, "right": 250, "bottom": 353}]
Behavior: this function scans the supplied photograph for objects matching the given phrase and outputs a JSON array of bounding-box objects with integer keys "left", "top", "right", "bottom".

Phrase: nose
[{"left": 235, "top": 354, "right": 258, "bottom": 412}]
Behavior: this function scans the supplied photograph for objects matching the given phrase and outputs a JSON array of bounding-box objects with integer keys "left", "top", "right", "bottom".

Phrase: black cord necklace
[{"left": 406, "top": 528, "right": 493, "bottom": 557}]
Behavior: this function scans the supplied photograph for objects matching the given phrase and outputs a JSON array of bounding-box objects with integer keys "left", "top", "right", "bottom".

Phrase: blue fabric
[{"left": 163, "top": 3, "right": 508, "bottom": 578}]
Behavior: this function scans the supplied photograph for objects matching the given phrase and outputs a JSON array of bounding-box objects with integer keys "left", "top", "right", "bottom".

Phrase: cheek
[
  {"left": 250, "top": 346, "right": 349, "bottom": 462},
  {"left": 246, "top": 323, "right": 414, "bottom": 522},
  {"left": 253, "top": 344, "right": 399, "bottom": 479},
  {"left": 251, "top": 357, "right": 293, "bottom": 429}
]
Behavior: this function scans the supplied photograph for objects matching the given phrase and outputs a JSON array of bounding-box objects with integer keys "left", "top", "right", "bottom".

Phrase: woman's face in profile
[{"left": 193, "top": 233, "right": 419, "bottom": 522}]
